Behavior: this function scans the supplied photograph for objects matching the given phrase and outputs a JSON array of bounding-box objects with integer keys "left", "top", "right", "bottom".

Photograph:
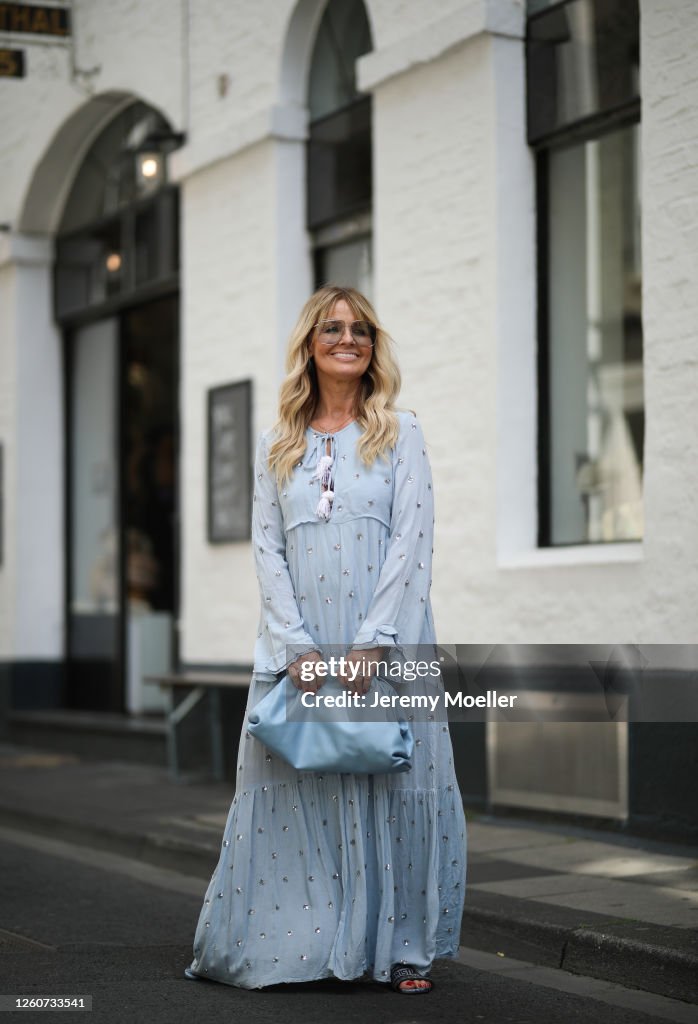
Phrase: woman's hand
[
  {"left": 340, "top": 647, "right": 386, "bottom": 696},
  {"left": 287, "top": 650, "right": 325, "bottom": 693}
]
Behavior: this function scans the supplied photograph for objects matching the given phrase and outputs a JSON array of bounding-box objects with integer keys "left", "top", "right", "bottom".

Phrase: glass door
[
  {"left": 66, "top": 318, "right": 122, "bottom": 710},
  {"left": 122, "top": 296, "right": 179, "bottom": 714},
  {"left": 65, "top": 296, "right": 179, "bottom": 714}
]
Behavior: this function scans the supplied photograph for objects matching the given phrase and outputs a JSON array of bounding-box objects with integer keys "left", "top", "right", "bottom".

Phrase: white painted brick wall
[
  {"left": 180, "top": 140, "right": 280, "bottom": 664},
  {"left": 371, "top": 35, "right": 498, "bottom": 643},
  {"left": 639, "top": 0, "right": 698, "bottom": 642},
  {"left": 0, "top": 0, "right": 182, "bottom": 227},
  {"left": 187, "top": 0, "right": 291, "bottom": 146},
  {"left": 1, "top": 0, "right": 697, "bottom": 670},
  {"left": 0, "top": 264, "right": 17, "bottom": 656},
  {"left": 0, "top": 43, "right": 75, "bottom": 226},
  {"left": 14, "top": 261, "right": 64, "bottom": 657},
  {"left": 367, "top": 0, "right": 466, "bottom": 45}
]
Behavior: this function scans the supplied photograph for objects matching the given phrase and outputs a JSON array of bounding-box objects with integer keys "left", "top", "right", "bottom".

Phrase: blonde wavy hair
[{"left": 268, "top": 285, "right": 404, "bottom": 485}]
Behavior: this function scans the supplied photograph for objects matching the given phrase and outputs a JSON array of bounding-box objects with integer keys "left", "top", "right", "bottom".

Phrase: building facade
[{"left": 1, "top": 0, "right": 696, "bottom": 835}]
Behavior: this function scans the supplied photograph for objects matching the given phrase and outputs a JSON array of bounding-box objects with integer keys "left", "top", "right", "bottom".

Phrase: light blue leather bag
[{"left": 247, "top": 673, "right": 414, "bottom": 774}]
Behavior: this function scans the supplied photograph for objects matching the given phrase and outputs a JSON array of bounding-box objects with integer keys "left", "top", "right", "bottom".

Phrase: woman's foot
[{"left": 390, "top": 963, "right": 434, "bottom": 993}]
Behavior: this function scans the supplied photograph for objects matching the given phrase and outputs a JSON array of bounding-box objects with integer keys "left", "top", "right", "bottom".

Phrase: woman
[{"left": 185, "top": 285, "right": 467, "bottom": 993}]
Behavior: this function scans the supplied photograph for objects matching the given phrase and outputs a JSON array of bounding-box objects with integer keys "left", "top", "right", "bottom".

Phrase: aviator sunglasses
[{"left": 314, "top": 319, "right": 376, "bottom": 347}]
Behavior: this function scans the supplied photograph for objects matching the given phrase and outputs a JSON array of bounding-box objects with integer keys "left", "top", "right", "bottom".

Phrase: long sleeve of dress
[
  {"left": 252, "top": 430, "right": 320, "bottom": 674},
  {"left": 351, "top": 412, "right": 434, "bottom": 657}
]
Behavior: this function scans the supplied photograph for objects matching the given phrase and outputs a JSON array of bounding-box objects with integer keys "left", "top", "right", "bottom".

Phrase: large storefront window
[
  {"left": 307, "top": 0, "right": 373, "bottom": 294},
  {"left": 547, "top": 125, "right": 642, "bottom": 543},
  {"left": 528, "top": 0, "right": 642, "bottom": 545}
]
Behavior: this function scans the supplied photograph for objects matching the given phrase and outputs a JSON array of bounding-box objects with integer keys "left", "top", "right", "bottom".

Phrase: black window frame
[
  {"left": 307, "top": 95, "right": 372, "bottom": 233},
  {"left": 54, "top": 183, "right": 180, "bottom": 328}
]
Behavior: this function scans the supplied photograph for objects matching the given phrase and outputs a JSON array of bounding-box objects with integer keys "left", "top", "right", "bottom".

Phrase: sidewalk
[{"left": 0, "top": 742, "right": 696, "bottom": 1005}]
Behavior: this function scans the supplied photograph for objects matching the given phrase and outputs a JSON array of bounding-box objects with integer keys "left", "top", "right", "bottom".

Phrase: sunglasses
[{"left": 314, "top": 319, "right": 376, "bottom": 347}]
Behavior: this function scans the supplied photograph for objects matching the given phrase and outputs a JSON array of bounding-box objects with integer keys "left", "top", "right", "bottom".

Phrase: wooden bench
[{"left": 145, "top": 669, "right": 252, "bottom": 782}]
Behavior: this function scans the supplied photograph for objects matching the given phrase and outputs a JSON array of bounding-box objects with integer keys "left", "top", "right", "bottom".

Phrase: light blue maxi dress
[{"left": 187, "top": 409, "right": 467, "bottom": 989}]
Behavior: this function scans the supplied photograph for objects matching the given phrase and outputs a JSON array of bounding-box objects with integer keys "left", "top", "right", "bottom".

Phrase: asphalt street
[{"left": 1, "top": 826, "right": 695, "bottom": 1024}]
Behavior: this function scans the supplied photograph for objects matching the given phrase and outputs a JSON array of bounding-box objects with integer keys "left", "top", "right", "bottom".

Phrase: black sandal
[{"left": 390, "top": 963, "right": 434, "bottom": 993}]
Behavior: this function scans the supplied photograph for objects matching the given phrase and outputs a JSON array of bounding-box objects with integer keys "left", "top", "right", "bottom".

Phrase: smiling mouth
[{"left": 330, "top": 352, "right": 360, "bottom": 359}]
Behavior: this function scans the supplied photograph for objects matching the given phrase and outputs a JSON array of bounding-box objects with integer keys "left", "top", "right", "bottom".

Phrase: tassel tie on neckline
[{"left": 314, "top": 450, "right": 334, "bottom": 520}]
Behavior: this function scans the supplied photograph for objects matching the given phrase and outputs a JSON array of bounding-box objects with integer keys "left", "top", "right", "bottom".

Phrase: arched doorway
[{"left": 54, "top": 99, "right": 180, "bottom": 714}]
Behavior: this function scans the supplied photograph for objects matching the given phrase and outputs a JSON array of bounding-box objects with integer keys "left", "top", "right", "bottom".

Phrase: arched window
[
  {"left": 55, "top": 101, "right": 179, "bottom": 318},
  {"left": 307, "top": 0, "right": 373, "bottom": 295}
]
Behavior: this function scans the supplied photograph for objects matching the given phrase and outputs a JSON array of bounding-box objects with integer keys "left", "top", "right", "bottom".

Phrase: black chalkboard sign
[{"left": 207, "top": 380, "right": 252, "bottom": 543}]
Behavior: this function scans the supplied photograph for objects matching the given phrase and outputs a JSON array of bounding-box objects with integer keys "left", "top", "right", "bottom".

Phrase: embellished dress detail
[
  {"left": 313, "top": 435, "right": 336, "bottom": 520},
  {"left": 187, "top": 411, "right": 467, "bottom": 989}
]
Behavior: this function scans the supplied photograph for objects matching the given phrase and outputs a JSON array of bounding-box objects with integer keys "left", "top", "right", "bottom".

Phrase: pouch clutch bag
[{"left": 247, "top": 673, "right": 413, "bottom": 774}]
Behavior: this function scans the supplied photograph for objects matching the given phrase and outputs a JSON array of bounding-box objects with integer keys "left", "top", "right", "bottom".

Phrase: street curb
[
  {"left": 0, "top": 805, "right": 218, "bottom": 880},
  {"left": 461, "top": 904, "right": 698, "bottom": 1005},
  {"left": 2, "top": 803, "right": 697, "bottom": 1005},
  {"left": 563, "top": 929, "right": 698, "bottom": 1006}
]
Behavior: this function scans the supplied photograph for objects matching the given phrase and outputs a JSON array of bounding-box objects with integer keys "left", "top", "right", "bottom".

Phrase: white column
[{"left": 0, "top": 232, "right": 65, "bottom": 660}]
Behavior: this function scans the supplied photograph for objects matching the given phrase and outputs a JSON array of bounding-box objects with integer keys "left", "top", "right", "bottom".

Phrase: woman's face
[{"left": 308, "top": 298, "right": 373, "bottom": 386}]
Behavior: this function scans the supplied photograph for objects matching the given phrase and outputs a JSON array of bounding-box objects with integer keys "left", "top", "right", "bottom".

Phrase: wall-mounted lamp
[
  {"left": 105, "top": 251, "right": 122, "bottom": 274},
  {"left": 133, "top": 130, "right": 185, "bottom": 194},
  {"left": 135, "top": 150, "right": 164, "bottom": 191}
]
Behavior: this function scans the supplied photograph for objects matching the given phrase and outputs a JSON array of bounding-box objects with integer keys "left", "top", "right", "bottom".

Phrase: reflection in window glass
[
  {"left": 315, "top": 235, "right": 373, "bottom": 300},
  {"left": 55, "top": 220, "right": 123, "bottom": 317},
  {"left": 527, "top": 0, "right": 558, "bottom": 12},
  {"left": 527, "top": 0, "right": 640, "bottom": 144},
  {"left": 134, "top": 205, "right": 158, "bottom": 286},
  {"left": 547, "top": 123, "right": 643, "bottom": 543},
  {"left": 308, "top": 0, "right": 372, "bottom": 121},
  {"left": 71, "top": 320, "right": 120, "bottom": 615},
  {"left": 308, "top": 99, "right": 371, "bottom": 229},
  {"left": 56, "top": 190, "right": 179, "bottom": 318}
]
